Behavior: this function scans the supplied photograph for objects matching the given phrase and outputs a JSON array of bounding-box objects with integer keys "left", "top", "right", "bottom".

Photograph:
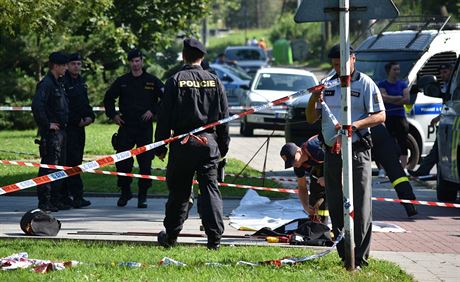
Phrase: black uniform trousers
[
  {"left": 371, "top": 124, "right": 416, "bottom": 200},
  {"left": 63, "top": 126, "right": 85, "bottom": 200},
  {"left": 116, "top": 124, "right": 153, "bottom": 190},
  {"left": 37, "top": 129, "right": 67, "bottom": 204},
  {"left": 324, "top": 148, "right": 372, "bottom": 267},
  {"left": 164, "top": 133, "right": 224, "bottom": 243}
]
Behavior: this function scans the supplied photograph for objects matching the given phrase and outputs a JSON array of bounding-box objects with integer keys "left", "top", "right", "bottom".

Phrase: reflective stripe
[
  {"left": 392, "top": 176, "right": 409, "bottom": 187},
  {"left": 317, "top": 209, "right": 329, "bottom": 216}
]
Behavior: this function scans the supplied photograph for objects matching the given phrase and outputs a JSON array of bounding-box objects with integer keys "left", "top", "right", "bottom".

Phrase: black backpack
[{"left": 20, "top": 209, "right": 61, "bottom": 236}]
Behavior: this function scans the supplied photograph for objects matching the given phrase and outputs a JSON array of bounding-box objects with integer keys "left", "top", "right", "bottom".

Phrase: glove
[{"left": 153, "top": 146, "right": 168, "bottom": 158}]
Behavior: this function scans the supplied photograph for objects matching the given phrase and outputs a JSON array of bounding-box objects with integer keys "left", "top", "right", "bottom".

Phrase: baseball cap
[
  {"left": 439, "top": 63, "right": 453, "bottom": 71},
  {"left": 127, "top": 48, "right": 143, "bottom": 61},
  {"left": 328, "top": 44, "right": 354, "bottom": 59},
  {"left": 280, "top": 143, "right": 299, "bottom": 169}
]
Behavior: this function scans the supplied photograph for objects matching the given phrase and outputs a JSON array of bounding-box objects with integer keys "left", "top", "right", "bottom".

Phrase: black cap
[
  {"left": 183, "top": 38, "right": 207, "bottom": 54},
  {"left": 280, "top": 143, "right": 299, "bottom": 169},
  {"left": 127, "top": 48, "right": 143, "bottom": 61},
  {"left": 68, "top": 53, "right": 83, "bottom": 62},
  {"left": 49, "top": 52, "right": 68, "bottom": 65},
  {"left": 327, "top": 44, "right": 354, "bottom": 59},
  {"left": 439, "top": 63, "right": 453, "bottom": 70}
]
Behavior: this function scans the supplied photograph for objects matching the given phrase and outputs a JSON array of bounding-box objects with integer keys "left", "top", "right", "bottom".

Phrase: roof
[
  {"left": 255, "top": 67, "right": 315, "bottom": 76},
  {"left": 225, "top": 46, "right": 264, "bottom": 50},
  {"left": 356, "top": 30, "right": 439, "bottom": 51}
]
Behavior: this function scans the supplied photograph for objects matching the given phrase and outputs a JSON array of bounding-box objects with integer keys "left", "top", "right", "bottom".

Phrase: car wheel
[
  {"left": 240, "top": 118, "right": 254, "bottom": 137},
  {"left": 406, "top": 133, "right": 420, "bottom": 170},
  {"left": 436, "top": 169, "right": 460, "bottom": 202}
]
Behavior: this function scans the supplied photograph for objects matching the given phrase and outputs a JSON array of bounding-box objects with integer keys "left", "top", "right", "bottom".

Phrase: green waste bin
[{"left": 273, "top": 39, "right": 293, "bottom": 65}]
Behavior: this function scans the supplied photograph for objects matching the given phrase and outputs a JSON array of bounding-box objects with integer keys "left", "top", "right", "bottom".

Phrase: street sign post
[{"left": 294, "top": 0, "right": 398, "bottom": 271}]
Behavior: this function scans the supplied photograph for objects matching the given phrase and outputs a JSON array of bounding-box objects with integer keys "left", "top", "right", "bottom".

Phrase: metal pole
[{"left": 339, "top": 0, "right": 355, "bottom": 271}]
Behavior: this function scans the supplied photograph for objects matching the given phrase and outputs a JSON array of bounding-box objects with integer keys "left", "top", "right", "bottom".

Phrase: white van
[{"left": 355, "top": 28, "right": 460, "bottom": 168}]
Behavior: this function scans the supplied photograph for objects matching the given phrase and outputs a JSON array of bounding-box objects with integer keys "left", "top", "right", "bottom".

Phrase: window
[{"left": 418, "top": 52, "right": 458, "bottom": 81}]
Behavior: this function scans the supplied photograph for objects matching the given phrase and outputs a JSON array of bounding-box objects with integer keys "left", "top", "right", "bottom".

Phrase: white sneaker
[{"left": 378, "top": 168, "right": 386, "bottom": 178}]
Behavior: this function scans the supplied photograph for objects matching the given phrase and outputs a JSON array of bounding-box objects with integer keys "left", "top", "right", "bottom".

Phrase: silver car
[{"left": 240, "top": 67, "right": 318, "bottom": 136}]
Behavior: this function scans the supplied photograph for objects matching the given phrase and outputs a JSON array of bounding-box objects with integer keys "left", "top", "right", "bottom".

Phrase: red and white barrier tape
[
  {"left": 2, "top": 159, "right": 459, "bottom": 208},
  {"left": 0, "top": 160, "right": 297, "bottom": 194},
  {"left": 0, "top": 106, "right": 287, "bottom": 112},
  {"left": 0, "top": 83, "right": 320, "bottom": 196},
  {"left": 371, "top": 197, "right": 460, "bottom": 208}
]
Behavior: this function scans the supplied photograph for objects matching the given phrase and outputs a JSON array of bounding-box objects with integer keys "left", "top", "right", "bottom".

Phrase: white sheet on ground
[{"left": 229, "top": 190, "right": 406, "bottom": 233}]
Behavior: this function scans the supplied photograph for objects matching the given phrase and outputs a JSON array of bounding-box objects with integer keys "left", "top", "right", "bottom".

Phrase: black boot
[
  {"left": 73, "top": 198, "right": 91, "bottom": 208},
  {"left": 137, "top": 188, "right": 148, "bottom": 208},
  {"left": 207, "top": 235, "right": 221, "bottom": 250},
  {"left": 402, "top": 203, "right": 418, "bottom": 217},
  {"left": 157, "top": 231, "right": 177, "bottom": 248},
  {"left": 117, "top": 186, "right": 132, "bottom": 207},
  {"left": 38, "top": 201, "right": 58, "bottom": 212}
]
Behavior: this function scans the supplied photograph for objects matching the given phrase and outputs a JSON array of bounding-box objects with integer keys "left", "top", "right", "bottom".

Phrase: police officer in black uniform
[
  {"left": 32, "top": 52, "right": 70, "bottom": 212},
  {"left": 155, "top": 38, "right": 230, "bottom": 250},
  {"left": 104, "top": 48, "right": 164, "bottom": 208},
  {"left": 62, "top": 53, "right": 95, "bottom": 208}
]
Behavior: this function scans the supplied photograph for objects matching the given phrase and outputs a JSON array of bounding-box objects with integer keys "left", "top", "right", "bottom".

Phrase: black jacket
[
  {"left": 104, "top": 70, "right": 164, "bottom": 126},
  {"left": 155, "top": 64, "right": 230, "bottom": 156},
  {"left": 63, "top": 72, "right": 95, "bottom": 127},
  {"left": 32, "top": 72, "right": 69, "bottom": 132}
]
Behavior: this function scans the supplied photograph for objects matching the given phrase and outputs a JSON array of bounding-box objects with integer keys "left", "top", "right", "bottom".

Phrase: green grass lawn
[
  {"left": 0, "top": 239, "right": 412, "bottom": 281},
  {"left": 0, "top": 124, "right": 287, "bottom": 199}
]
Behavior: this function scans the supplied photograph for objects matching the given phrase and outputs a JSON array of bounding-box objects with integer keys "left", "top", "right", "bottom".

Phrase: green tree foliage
[{"left": 0, "top": 0, "right": 211, "bottom": 129}]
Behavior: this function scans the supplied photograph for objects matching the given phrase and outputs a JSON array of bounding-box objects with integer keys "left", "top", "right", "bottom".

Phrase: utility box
[
  {"left": 291, "top": 39, "right": 308, "bottom": 62},
  {"left": 273, "top": 39, "right": 293, "bottom": 65}
]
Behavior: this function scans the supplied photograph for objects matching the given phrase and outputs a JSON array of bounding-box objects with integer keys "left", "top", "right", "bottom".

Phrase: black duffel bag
[{"left": 20, "top": 209, "right": 61, "bottom": 236}]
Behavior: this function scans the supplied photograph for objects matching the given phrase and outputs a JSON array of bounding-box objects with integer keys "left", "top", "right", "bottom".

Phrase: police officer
[
  {"left": 62, "top": 53, "right": 94, "bottom": 208},
  {"left": 32, "top": 52, "right": 70, "bottom": 212},
  {"left": 280, "top": 136, "right": 329, "bottom": 224},
  {"left": 307, "top": 44, "right": 386, "bottom": 268},
  {"left": 154, "top": 38, "right": 230, "bottom": 250},
  {"left": 104, "top": 48, "right": 164, "bottom": 208},
  {"left": 409, "top": 63, "right": 453, "bottom": 177}
]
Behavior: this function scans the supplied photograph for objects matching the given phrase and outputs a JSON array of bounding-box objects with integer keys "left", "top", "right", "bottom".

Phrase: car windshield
[
  {"left": 220, "top": 64, "right": 252, "bottom": 80},
  {"left": 355, "top": 51, "right": 423, "bottom": 82},
  {"left": 255, "top": 73, "right": 317, "bottom": 91},
  {"left": 226, "top": 48, "right": 266, "bottom": 61}
]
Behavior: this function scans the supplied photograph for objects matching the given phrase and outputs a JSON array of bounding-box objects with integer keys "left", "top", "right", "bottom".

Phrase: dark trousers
[
  {"left": 416, "top": 138, "right": 438, "bottom": 175},
  {"left": 309, "top": 174, "right": 328, "bottom": 224},
  {"left": 371, "top": 124, "right": 416, "bottom": 200},
  {"left": 63, "top": 126, "right": 85, "bottom": 200},
  {"left": 37, "top": 129, "right": 67, "bottom": 204},
  {"left": 324, "top": 149, "right": 372, "bottom": 267},
  {"left": 115, "top": 124, "right": 154, "bottom": 190},
  {"left": 164, "top": 133, "right": 224, "bottom": 243},
  {"left": 385, "top": 116, "right": 409, "bottom": 156}
]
